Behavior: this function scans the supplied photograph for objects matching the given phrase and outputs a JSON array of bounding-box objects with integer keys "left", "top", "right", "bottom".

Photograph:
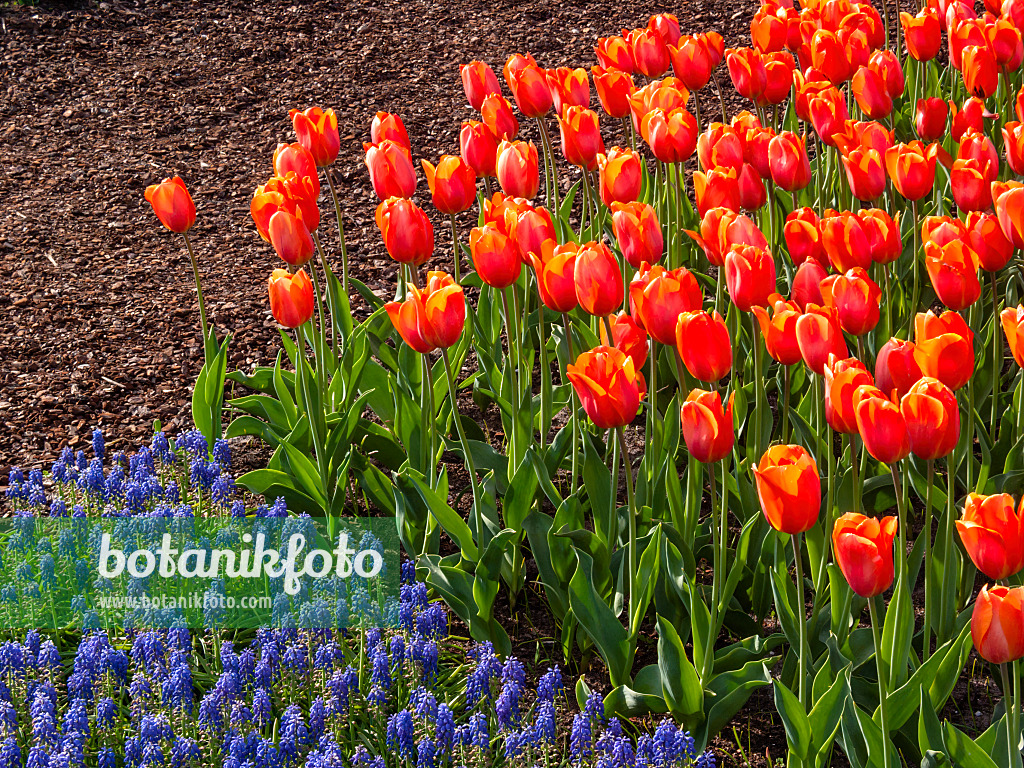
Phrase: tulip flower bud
[
  {"left": 566, "top": 346, "right": 645, "bottom": 428},
  {"left": 753, "top": 298, "right": 803, "bottom": 365},
  {"left": 669, "top": 35, "right": 714, "bottom": 91},
  {"left": 559, "top": 107, "right": 605, "bottom": 170},
  {"left": 385, "top": 271, "right": 466, "bottom": 352},
  {"left": 726, "top": 47, "right": 767, "bottom": 103},
  {"left": 460, "top": 121, "right": 499, "bottom": 178},
  {"left": 628, "top": 263, "right": 702, "bottom": 345},
  {"left": 915, "top": 98, "right": 949, "bottom": 141},
  {"left": 576, "top": 241, "right": 624, "bottom": 316},
  {"left": 924, "top": 240, "right": 982, "bottom": 311},
  {"left": 495, "top": 140, "right": 540, "bottom": 200},
  {"left": 641, "top": 107, "right": 698, "bottom": 164},
  {"left": 598, "top": 147, "right": 643, "bottom": 206},
  {"left": 370, "top": 112, "right": 411, "bottom": 152},
  {"left": 791, "top": 258, "right": 828, "bottom": 311},
  {"left": 469, "top": 225, "right": 521, "bottom": 289},
  {"left": 681, "top": 389, "right": 735, "bottom": 464},
  {"left": 364, "top": 140, "right": 417, "bottom": 201},
  {"left": 820, "top": 268, "right": 882, "bottom": 336},
  {"left": 768, "top": 131, "right": 811, "bottom": 192},
  {"left": 595, "top": 36, "right": 636, "bottom": 73},
  {"left": 547, "top": 67, "right": 590, "bottom": 117},
  {"left": 901, "top": 377, "right": 960, "bottom": 461},
  {"left": 725, "top": 244, "right": 776, "bottom": 312},
  {"left": 753, "top": 444, "right": 821, "bottom": 534},
  {"left": 885, "top": 141, "right": 942, "bottom": 201},
  {"left": 421, "top": 156, "right": 477, "bottom": 216},
  {"left": 694, "top": 168, "right": 741, "bottom": 217},
  {"left": 268, "top": 210, "right": 314, "bottom": 267},
  {"left": 1001, "top": 306, "right": 1024, "bottom": 368},
  {"left": 854, "top": 386, "right": 912, "bottom": 464},
  {"left": 859, "top": 208, "right": 902, "bottom": 265},
  {"left": 375, "top": 198, "right": 433, "bottom": 267},
  {"left": 290, "top": 107, "right": 340, "bottom": 167},
  {"left": 268, "top": 268, "right": 315, "bottom": 329},
  {"left": 841, "top": 147, "right": 886, "bottom": 203},
  {"left": 993, "top": 181, "right": 1024, "bottom": 249},
  {"left": 460, "top": 61, "right": 502, "bottom": 111},
  {"left": 971, "top": 585, "right": 1024, "bottom": 665},
  {"left": 591, "top": 67, "right": 636, "bottom": 119},
  {"left": 697, "top": 123, "right": 744, "bottom": 171},
  {"left": 600, "top": 312, "right": 649, "bottom": 372},
  {"left": 958, "top": 494, "right": 1024, "bottom": 581},
  {"left": 851, "top": 66, "right": 892, "bottom": 120},
  {"left": 145, "top": 176, "right": 196, "bottom": 234},
  {"left": 783, "top": 208, "right": 824, "bottom": 266},
  {"left": 273, "top": 143, "right": 320, "bottom": 196},
  {"left": 796, "top": 305, "right": 848, "bottom": 375},
  {"left": 530, "top": 241, "right": 580, "bottom": 313},
  {"left": 508, "top": 64, "right": 554, "bottom": 118},
  {"left": 676, "top": 310, "right": 732, "bottom": 383},
  {"left": 914, "top": 310, "right": 975, "bottom": 391},
  {"left": 627, "top": 27, "right": 671, "bottom": 78},
  {"left": 819, "top": 212, "right": 873, "bottom": 272},
  {"left": 874, "top": 337, "right": 923, "bottom": 399},
  {"left": 613, "top": 202, "right": 663, "bottom": 269},
  {"left": 737, "top": 164, "right": 767, "bottom": 211},
  {"left": 481, "top": 94, "right": 520, "bottom": 142},
  {"left": 825, "top": 356, "right": 874, "bottom": 434},
  {"left": 966, "top": 212, "right": 1014, "bottom": 272},
  {"left": 833, "top": 513, "right": 897, "bottom": 598},
  {"left": 901, "top": 9, "right": 942, "bottom": 60}
]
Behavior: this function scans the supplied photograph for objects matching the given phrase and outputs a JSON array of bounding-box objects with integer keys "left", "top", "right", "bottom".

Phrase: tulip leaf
[
  {"left": 568, "top": 549, "right": 632, "bottom": 688},
  {"left": 396, "top": 468, "right": 478, "bottom": 562},
  {"left": 943, "top": 722, "right": 1000, "bottom": 768},
  {"left": 656, "top": 615, "right": 704, "bottom": 727},
  {"left": 694, "top": 660, "right": 771, "bottom": 750},
  {"left": 773, "top": 679, "right": 812, "bottom": 762}
]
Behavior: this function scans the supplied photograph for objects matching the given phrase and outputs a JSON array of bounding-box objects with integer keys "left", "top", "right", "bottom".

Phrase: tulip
[
  {"left": 825, "top": 356, "right": 875, "bottom": 434},
  {"left": 841, "top": 147, "right": 886, "bottom": 202},
  {"left": 592, "top": 67, "right": 635, "bottom": 119},
  {"left": 854, "top": 386, "right": 911, "bottom": 464},
  {"left": 566, "top": 345, "right": 645, "bottom": 428},
  {"left": 698, "top": 123, "right": 744, "bottom": 171},
  {"left": 1004, "top": 122, "right": 1024, "bottom": 176},
  {"left": 809, "top": 29, "right": 848, "bottom": 85},
  {"left": 629, "top": 80, "right": 690, "bottom": 136},
  {"left": 595, "top": 36, "right": 636, "bottom": 73},
  {"left": 875, "top": 337, "right": 924, "bottom": 399},
  {"left": 370, "top": 112, "right": 410, "bottom": 152},
  {"left": 469, "top": 225, "right": 521, "bottom": 289},
  {"left": 851, "top": 66, "right": 892, "bottom": 120},
  {"left": 641, "top": 108, "right": 698, "bottom": 164},
  {"left": 957, "top": 129, "right": 999, "bottom": 173},
  {"left": 598, "top": 147, "right": 642, "bottom": 206},
  {"left": 693, "top": 168, "right": 741, "bottom": 217},
  {"left": 422, "top": 156, "right": 476, "bottom": 216},
  {"left": 1002, "top": 306, "right": 1024, "bottom": 368},
  {"left": 951, "top": 97, "right": 991, "bottom": 142},
  {"left": 669, "top": 35, "right": 714, "bottom": 91},
  {"left": 792, "top": 258, "right": 828, "bottom": 311},
  {"left": 885, "top": 141, "right": 941, "bottom": 201},
  {"left": 681, "top": 390, "right": 735, "bottom": 464},
  {"left": 145, "top": 176, "right": 196, "bottom": 234},
  {"left": 267, "top": 210, "right": 314, "bottom": 267},
  {"left": 530, "top": 241, "right": 580, "bottom": 313},
  {"left": 819, "top": 211, "right": 873, "bottom": 272},
  {"left": 726, "top": 47, "right": 767, "bottom": 102},
  {"left": 268, "top": 268, "right": 315, "bottom": 329},
  {"left": 751, "top": 6, "right": 787, "bottom": 53},
  {"left": 808, "top": 88, "right": 850, "bottom": 148},
  {"left": 820, "top": 267, "right": 882, "bottom": 336},
  {"left": 915, "top": 98, "right": 949, "bottom": 141},
  {"left": 859, "top": 208, "right": 902, "bottom": 265},
  {"left": 784, "top": 208, "right": 824, "bottom": 266},
  {"left": 922, "top": 215, "right": 968, "bottom": 247},
  {"left": 513, "top": 207, "right": 555, "bottom": 263},
  {"left": 967, "top": 212, "right": 1014, "bottom": 272},
  {"left": 273, "top": 143, "right": 320, "bottom": 196},
  {"left": 483, "top": 192, "right": 533, "bottom": 235},
  {"left": 599, "top": 312, "right": 649, "bottom": 374},
  {"left": 290, "top": 107, "right": 339, "bottom": 167},
  {"left": 460, "top": 121, "right": 499, "bottom": 178},
  {"left": 993, "top": 181, "right": 1024, "bottom": 249},
  {"left": 508, "top": 64, "right": 553, "bottom": 118},
  {"left": 629, "top": 263, "right": 702, "bottom": 345},
  {"left": 738, "top": 164, "right": 767, "bottom": 211},
  {"left": 987, "top": 17, "right": 1023, "bottom": 67},
  {"left": 924, "top": 240, "right": 982, "bottom": 311},
  {"left": 869, "top": 49, "right": 905, "bottom": 99},
  {"left": 832, "top": 512, "right": 897, "bottom": 598},
  {"left": 742, "top": 123, "right": 775, "bottom": 180},
  {"left": 768, "top": 132, "right": 811, "bottom": 192},
  {"left": 364, "top": 140, "right": 417, "bottom": 201},
  {"left": 701, "top": 31, "right": 725, "bottom": 66},
  {"left": 725, "top": 244, "right": 776, "bottom": 312},
  {"left": 548, "top": 67, "right": 590, "bottom": 116},
  {"left": 495, "top": 140, "right": 540, "bottom": 200},
  {"left": 627, "top": 27, "right": 671, "bottom": 78},
  {"left": 576, "top": 241, "right": 625, "bottom": 316},
  {"left": 375, "top": 197, "right": 434, "bottom": 267},
  {"left": 794, "top": 70, "right": 833, "bottom": 122},
  {"left": 648, "top": 12, "right": 681, "bottom": 47},
  {"left": 753, "top": 297, "right": 803, "bottom": 365},
  {"left": 753, "top": 444, "right": 821, "bottom": 534},
  {"left": 460, "top": 61, "right": 502, "bottom": 111},
  {"left": 480, "top": 94, "right": 520, "bottom": 142},
  {"left": 758, "top": 51, "right": 795, "bottom": 106},
  {"left": 613, "top": 202, "right": 663, "bottom": 269},
  {"left": 676, "top": 311, "right": 732, "bottom": 383},
  {"left": 251, "top": 174, "right": 320, "bottom": 241},
  {"left": 796, "top": 305, "right": 849, "bottom": 375},
  {"left": 901, "top": 376, "right": 960, "bottom": 461},
  {"left": 914, "top": 309, "right": 975, "bottom": 391},
  {"left": 901, "top": 9, "right": 942, "bottom": 60},
  {"left": 957, "top": 494, "right": 1024, "bottom": 581},
  {"left": 559, "top": 107, "right": 605, "bottom": 170},
  {"left": 686, "top": 208, "right": 767, "bottom": 267},
  {"left": 385, "top": 271, "right": 466, "bottom": 352},
  {"left": 962, "top": 44, "right": 999, "bottom": 99},
  {"left": 971, "top": 585, "right": 1024, "bottom": 665}
]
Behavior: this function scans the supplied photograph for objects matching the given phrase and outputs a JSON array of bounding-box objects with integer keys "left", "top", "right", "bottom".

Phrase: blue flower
[
  {"left": 416, "top": 737, "right": 435, "bottom": 768},
  {"left": 385, "top": 711, "right": 415, "bottom": 761},
  {"left": 537, "top": 666, "right": 563, "bottom": 704},
  {"left": 92, "top": 429, "right": 105, "bottom": 461}
]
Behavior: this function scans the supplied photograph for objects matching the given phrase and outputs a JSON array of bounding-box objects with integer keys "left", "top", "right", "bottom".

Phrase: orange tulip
[
  {"left": 529, "top": 241, "right": 579, "bottom": 313},
  {"left": 726, "top": 47, "right": 768, "bottom": 102},
  {"left": 833, "top": 512, "right": 898, "bottom": 598},
  {"left": 792, "top": 258, "right": 828, "bottom": 311},
  {"left": 422, "top": 156, "right": 476, "bottom": 216},
  {"left": 966, "top": 212, "right": 1014, "bottom": 272},
  {"left": 819, "top": 211, "right": 873, "bottom": 272},
  {"left": 759, "top": 51, "right": 795, "bottom": 106},
  {"left": 676, "top": 311, "right": 732, "bottom": 383},
  {"left": 794, "top": 69, "right": 833, "bottom": 122},
  {"left": 385, "top": 271, "right": 466, "bottom": 352},
  {"left": 290, "top": 107, "right": 339, "bottom": 167},
  {"left": 364, "top": 140, "right": 417, "bottom": 201},
  {"left": 986, "top": 17, "right": 1023, "bottom": 68},
  {"left": 686, "top": 208, "right": 767, "bottom": 267},
  {"left": 480, "top": 94, "right": 520, "bottom": 142},
  {"left": 993, "top": 180, "right": 1024, "bottom": 249},
  {"left": 598, "top": 148, "right": 642, "bottom": 206},
  {"left": 627, "top": 27, "right": 671, "bottom": 78},
  {"left": 268, "top": 268, "right": 315, "bottom": 329},
  {"left": 375, "top": 197, "right": 433, "bottom": 266},
  {"left": 629, "top": 263, "right": 702, "bottom": 346},
  {"left": 591, "top": 67, "right": 635, "bottom": 119},
  {"left": 841, "top": 147, "right": 886, "bottom": 202},
  {"left": 854, "top": 386, "right": 911, "bottom": 464},
  {"left": 924, "top": 240, "right": 981, "bottom": 311},
  {"left": 885, "top": 141, "right": 941, "bottom": 201},
  {"left": 460, "top": 121, "right": 499, "bottom": 178},
  {"left": 595, "top": 36, "right": 636, "bottom": 73},
  {"left": 971, "top": 585, "right": 1024, "bottom": 665},
  {"left": 784, "top": 208, "right": 824, "bottom": 266},
  {"left": 681, "top": 389, "right": 735, "bottom": 464},
  {"left": 768, "top": 132, "right": 811, "bottom": 192},
  {"left": 503, "top": 54, "right": 537, "bottom": 86},
  {"left": 641, "top": 108, "right": 698, "bottom": 164},
  {"left": 512, "top": 207, "right": 555, "bottom": 263},
  {"left": 547, "top": 67, "right": 590, "bottom": 116},
  {"left": 693, "top": 168, "right": 741, "bottom": 217},
  {"left": 460, "top": 61, "right": 502, "bottom": 111},
  {"left": 566, "top": 345, "right": 645, "bottom": 428},
  {"left": 576, "top": 241, "right": 624, "bottom": 317},
  {"left": 725, "top": 244, "right": 776, "bottom": 312},
  {"left": 629, "top": 79, "right": 691, "bottom": 136},
  {"left": 869, "top": 49, "right": 905, "bottom": 99},
  {"left": 901, "top": 9, "right": 942, "bottom": 60},
  {"left": 820, "top": 267, "right": 882, "bottom": 336},
  {"left": 267, "top": 210, "right": 314, "bottom": 267},
  {"left": 251, "top": 173, "right": 320, "bottom": 241},
  {"left": 875, "top": 337, "right": 924, "bottom": 399},
  {"left": 808, "top": 87, "right": 850, "bottom": 148},
  {"left": 740, "top": 120, "right": 775, "bottom": 179},
  {"left": 901, "top": 376, "right": 960, "bottom": 461},
  {"left": 600, "top": 312, "right": 649, "bottom": 372},
  {"left": 914, "top": 309, "right": 975, "bottom": 391},
  {"left": 859, "top": 208, "right": 902, "bottom": 265},
  {"left": 1004, "top": 122, "right": 1024, "bottom": 176},
  {"left": 958, "top": 494, "right": 1024, "bottom": 581},
  {"left": 809, "top": 29, "right": 849, "bottom": 86},
  {"left": 508, "top": 63, "right": 553, "bottom": 118},
  {"left": 753, "top": 297, "right": 803, "bottom": 365},
  {"left": 482, "top": 192, "right": 532, "bottom": 236},
  {"left": 950, "top": 158, "right": 993, "bottom": 212},
  {"left": 145, "top": 176, "right": 196, "bottom": 234},
  {"left": 370, "top": 111, "right": 410, "bottom": 152},
  {"left": 796, "top": 305, "right": 849, "bottom": 376},
  {"left": 1002, "top": 306, "right": 1024, "bottom": 368},
  {"left": 851, "top": 66, "right": 892, "bottom": 120},
  {"left": 698, "top": 123, "right": 744, "bottom": 171},
  {"left": 469, "top": 225, "right": 520, "bottom": 289},
  {"left": 915, "top": 98, "right": 949, "bottom": 141},
  {"left": 962, "top": 44, "right": 999, "bottom": 99},
  {"left": 951, "top": 97, "right": 990, "bottom": 142},
  {"left": 496, "top": 140, "right": 540, "bottom": 200},
  {"left": 922, "top": 214, "right": 968, "bottom": 248},
  {"left": 273, "top": 143, "right": 320, "bottom": 196},
  {"left": 753, "top": 444, "right": 822, "bottom": 534},
  {"left": 649, "top": 13, "right": 681, "bottom": 47},
  {"left": 825, "top": 356, "right": 875, "bottom": 434},
  {"left": 613, "top": 202, "right": 663, "bottom": 269},
  {"left": 669, "top": 35, "right": 714, "bottom": 91},
  {"left": 559, "top": 107, "right": 605, "bottom": 170}
]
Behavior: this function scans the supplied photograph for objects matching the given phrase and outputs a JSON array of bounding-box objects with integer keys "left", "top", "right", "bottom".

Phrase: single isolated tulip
[
  {"left": 924, "top": 240, "right": 982, "bottom": 311},
  {"left": 290, "top": 107, "right": 340, "bottom": 167},
  {"left": 753, "top": 297, "right": 803, "bottom": 365},
  {"left": 145, "top": 176, "right": 196, "bottom": 234},
  {"left": 901, "top": 9, "right": 942, "bottom": 60},
  {"left": 1002, "top": 306, "right": 1024, "bottom": 368},
  {"left": 496, "top": 140, "right": 540, "bottom": 200},
  {"left": 753, "top": 444, "right": 822, "bottom": 534},
  {"left": 268, "top": 268, "right": 315, "bottom": 329},
  {"left": 833, "top": 513, "right": 898, "bottom": 598},
  {"left": 676, "top": 310, "right": 732, "bottom": 383},
  {"left": 901, "top": 377, "right": 960, "bottom": 461},
  {"left": 796, "top": 305, "right": 849, "bottom": 375},
  {"left": 724, "top": 244, "right": 776, "bottom": 312},
  {"left": 268, "top": 210, "right": 314, "bottom": 267},
  {"left": 820, "top": 268, "right": 882, "bottom": 336},
  {"left": 469, "top": 225, "right": 521, "bottom": 289},
  {"left": 599, "top": 147, "right": 643, "bottom": 206},
  {"left": 385, "top": 271, "right": 466, "bottom": 352},
  {"left": 566, "top": 345, "right": 645, "bottom": 429},
  {"left": 958, "top": 494, "right": 1024, "bottom": 581},
  {"left": 375, "top": 198, "right": 433, "bottom": 266},
  {"left": 422, "top": 156, "right": 477, "bottom": 215},
  {"left": 875, "top": 337, "right": 924, "bottom": 399},
  {"left": 885, "top": 141, "right": 941, "bottom": 201},
  {"left": 370, "top": 112, "right": 410, "bottom": 152},
  {"left": 681, "top": 389, "right": 735, "bottom": 463},
  {"left": 530, "top": 241, "right": 580, "bottom": 313},
  {"left": 460, "top": 61, "right": 502, "bottom": 111},
  {"left": 972, "top": 585, "right": 1024, "bottom": 665},
  {"left": 576, "top": 241, "right": 625, "bottom": 316},
  {"left": 825, "top": 356, "right": 875, "bottom": 434},
  {"left": 364, "top": 140, "right": 417, "bottom": 200},
  {"left": 600, "top": 312, "right": 649, "bottom": 372},
  {"left": 914, "top": 309, "right": 975, "bottom": 390},
  {"left": 854, "top": 386, "right": 912, "bottom": 464},
  {"left": 628, "top": 263, "right": 702, "bottom": 345}
]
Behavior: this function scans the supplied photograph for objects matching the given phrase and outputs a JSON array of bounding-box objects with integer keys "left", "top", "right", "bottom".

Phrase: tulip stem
[
  {"left": 750, "top": 313, "right": 764, "bottom": 460},
  {"left": 852, "top": 434, "right": 861, "bottom": 514},
  {"left": 536, "top": 281, "right": 552, "bottom": 451},
  {"left": 890, "top": 463, "right": 908, "bottom": 573},
  {"left": 564, "top": 312, "right": 581, "bottom": 497},
  {"left": 422, "top": 354, "right": 436, "bottom": 492},
  {"left": 648, "top": 344, "right": 660, "bottom": 489},
  {"left": 712, "top": 71, "right": 729, "bottom": 125},
  {"left": 921, "top": 458, "right": 935, "bottom": 661},
  {"left": 908, "top": 198, "right": 920, "bottom": 337},
  {"left": 793, "top": 532, "right": 809, "bottom": 710},
  {"left": 1013, "top": 659, "right": 1022, "bottom": 768},
  {"left": 449, "top": 214, "right": 461, "bottom": 285},
  {"left": 440, "top": 347, "right": 482, "bottom": 537},
  {"left": 501, "top": 286, "right": 521, "bottom": 468},
  {"left": 579, "top": 170, "right": 590, "bottom": 240},
  {"left": 324, "top": 170, "right": 350, "bottom": 302},
  {"left": 701, "top": 460, "right": 722, "bottom": 684},
  {"left": 992, "top": 270, "right": 1002, "bottom": 444},
  {"left": 182, "top": 232, "right": 213, "bottom": 367},
  {"left": 883, "top": 265, "right": 893, "bottom": 338},
  {"left": 782, "top": 364, "right": 791, "bottom": 442},
  {"left": 537, "top": 119, "right": 562, "bottom": 220},
  {"left": 869, "top": 596, "right": 893, "bottom": 768},
  {"left": 295, "top": 326, "right": 332, "bottom": 511},
  {"left": 616, "top": 426, "right": 638, "bottom": 634}
]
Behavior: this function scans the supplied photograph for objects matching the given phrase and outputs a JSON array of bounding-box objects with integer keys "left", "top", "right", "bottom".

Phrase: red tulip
[
  {"left": 967, "top": 212, "right": 1014, "bottom": 272},
  {"left": 1002, "top": 306, "right": 1024, "bottom": 368},
  {"left": 627, "top": 27, "right": 671, "bottom": 78},
  {"left": 768, "top": 132, "right": 811, "bottom": 192},
  {"left": 629, "top": 263, "right": 702, "bottom": 345},
  {"left": 738, "top": 163, "right": 767, "bottom": 211},
  {"left": 460, "top": 121, "right": 499, "bottom": 178},
  {"left": 753, "top": 444, "right": 822, "bottom": 534},
  {"left": 753, "top": 297, "right": 803, "bottom": 365},
  {"left": 508, "top": 64, "right": 553, "bottom": 118},
  {"left": 290, "top": 107, "right": 340, "bottom": 167},
  {"left": 641, "top": 108, "right": 698, "bottom": 164},
  {"left": 792, "top": 258, "right": 828, "bottom": 311},
  {"left": 676, "top": 310, "right": 732, "bottom": 383},
  {"left": 370, "top": 112, "right": 410, "bottom": 152},
  {"left": 375, "top": 197, "right": 433, "bottom": 266},
  {"left": 971, "top": 585, "right": 1024, "bottom": 665},
  {"left": 870, "top": 49, "right": 905, "bottom": 99},
  {"left": 760, "top": 51, "right": 796, "bottom": 106},
  {"left": 566, "top": 346, "right": 645, "bottom": 428},
  {"left": 481, "top": 95, "right": 520, "bottom": 142},
  {"left": 1004, "top": 122, "right": 1024, "bottom": 176},
  {"left": 957, "top": 129, "right": 999, "bottom": 176},
  {"left": 962, "top": 44, "right": 999, "bottom": 99},
  {"left": 681, "top": 389, "right": 735, "bottom": 463},
  {"left": 924, "top": 240, "right": 982, "bottom": 310},
  {"left": 251, "top": 174, "right": 320, "bottom": 241},
  {"left": 364, "top": 140, "right": 417, "bottom": 200},
  {"left": 809, "top": 29, "right": 849, "bottom": 86},
  {"left": 901, "top": 376, "right": 960, "bottom": 461},
  {"left": 833, "top": 512, "right": 898, "bottom": 598},
  {"left": 592, "top": 67, "right": 636, "bottom": 119},
  {"left": 796, "top": 305, "right": 849, "bottom": 375},
  {"left": 819, "top": 211, "right": 873, "bottom": 272},
  {"left": 648, "top": 12, "right": 681, "bottom": 47},
  {"left": 915, "top": 98, "right": 949, "bottom": 141},
  {"left": 922, "top": 214, "right": 968, "bottom": 247},
  {"left": 613, "top": 202, "right": 663, "bottom": 269},
  {"left": 854, "top": 386, "right": 911, "bottom": 464},
  {"left": 851, "top": 66, "right": 892, "bottom": 120},
  {"left": 386, "top": 271, "right": 466, "bottom": 352},
  {"left": 267, "top": 210, "right": 314, "bottom": 267},
  {"left": 599, "top": 147, "right": 643, "bottom": 206},
  {"left": 693, "top": 168, "right": 741, "bottom": 217},
  {"left": 841, "top": 147, "right": 886, "bottom": 202},
  {"left": 513, "top": 207, "right": 555, "bottom": 263},
  {"left": 825, "top": 356, "right": 875, "bottom": 434},
  {"left": 885, "top": 141, "right": 943, "bottom": 201},
  {"left": 273, "top": 143, "right": 320, "bottom": 196},
  {"left": 460, "top": 61, "right": 502, "bottom": 111},
  {"left": 875, "top": 337, "right": 924, "bottom": 399},
  {"left": 901, "top": 9, "right": 942, "bottom": 60},
  {"left": 496, "top": 140, "right": 540, "bottom": 200},
  {"left": 859, "top": 208, "right": 902, "bottom": 265},
  {"left": 669, "top": 36, "right": 714, "bottom": 91},
  {"left": 547, "top": 67, "right": 590, "bottom": 116},
  {"left": 530, "top": 241, "right": 579, "bottom": 313},
  {"left": 422, "top": 156, "right": 476, "bottom": 216},
  {"left": 697, "top": 123, "right": 744, "bottom": 171},
  {"left": 820, "top": 267, "right": 882, "bottom": 336},
  {"left": 951, "top": 97, "right": 991, "bottom": 142},
  {"left": 145, "top": 176, "right": 196, "bottom": 234},
  {"left": 469, "top": 225, "right": 520, "bottom": 289},
  {"left": 595, "top": 36, "right": 635, "bottom": 73},
  {"left": 268, "top": 268, "right": 315, "bottom": 329},
  {"left": 808, "top": 87, "right": 850, "bottom": 148},
  {"left": 784, "top": 208, "right": 824, "bottom": 266},
  {"left": 559, "top": 107, "right": 605, "bottom": 170},
  {"left": 993, "top": 181, "right": 1024, "bottom": 250},
  {"left": 724, "top": 244, "right": 776, "bottom": 311},
  {"left": 914, "top": 309, "right": 975, "bottom": 391},
  {"left": 576, "top": 241, "right": 624, "bottom": 316},
  {"left": 726, "top": 47, "right": 768, "bottom": 102},
  {"left": 600, "top": 312, "right": 649, "bottom": 372}
]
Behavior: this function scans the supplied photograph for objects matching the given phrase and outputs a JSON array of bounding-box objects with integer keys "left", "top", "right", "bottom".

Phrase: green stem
[
  {"left": 1005, "top": 663, "right": 1017, "bottom": 768},
  {"left": 450, "top": 214, "right": 461, "bottom": 284},
  {"left": 537, "top": 119, "right": 562, "bottom": 223},
  {"left": 890, "top": 463, "right": 908, "bottom": 574},
  {"left": 1013, "top": 658, "right": 1021, "bottom": 768},
  {"left": 440, "top": 348, "right": 482, "bottom": 537},
  {"left": 701, "top": 461, "right": 721, "bottom": 683},
  {"left": 617, "top": 426, "right": 638, "bottom": 633},
  {"left": 423, "top": 354, "right": 436, "bottom": 489},
  {"left": 781, "top": 364, "right": 791, "bottom": 442},
  {"left": 182, "top": 231, "right": 212, "bottom": 365},
  {"left": 751, "top": 313, "right": 764, "bottom": 460},
  {"left": 793, "top": 532, "right": 809, "bottom": 710},
  {"left": 851, "top": 434, "right": 861, "bottom": 514},
  {"left": 536, "top": 280, "right": 551, "bottom": 451},
  {"left": 992, "top": 270, "right": 1003, "bottom": 444},
  {"left": 564, "top": 312, "right": 581, "bottom": 497},
  {"left": 923, "top": 459, "right": 934, "bottom": 661},
  {"left": 649, "top": 344, "right": 660, "bottom": 488},
  {"left": 295, "top": 326, "right": 331, "bottom": 509},
  {"left": 870, "top": 597, "right": 893, "bottom": 768},
  {"left": 908, "top": 199, "right": 920, "bottom": 337},
  {"left": 324, "top": 170, "right": 350, "bottom": 301},
  {"left": 501, "top": 286, "right": 521, "bottom": 468}
]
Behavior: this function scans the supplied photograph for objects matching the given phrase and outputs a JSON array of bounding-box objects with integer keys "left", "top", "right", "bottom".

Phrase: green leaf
[
  {"left": 656, "top": 615, "right": 704, "bottom": 727},
  {"left": 504, "top": 449, "right": 539, "bottom": 532},
  {"left": 773, "top": 680, "right": 812, "bottom": 761},
  {"left": 694, "top": 660, "right": 771, "bottom": 750},
  {"left": 396, "top": 469, "right": 479, "bottom": 562},
  {"left": 807, "top": 670, "right": 850, "bottom": 766},
  {"left": 569, "top": 550, "right": 632, "bottom": 688},
  {"left": 943, "top": 722, "right": 1000, "bottom": 768}
]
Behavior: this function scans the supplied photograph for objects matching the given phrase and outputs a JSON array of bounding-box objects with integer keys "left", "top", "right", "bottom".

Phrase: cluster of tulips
[{"left": 138, "top": 0, "right": 1024, "bottom": 761}]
